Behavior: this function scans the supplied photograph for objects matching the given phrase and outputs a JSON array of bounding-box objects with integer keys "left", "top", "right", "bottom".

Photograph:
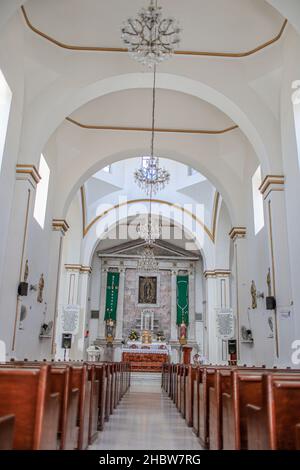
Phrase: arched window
[
  {"left": 34, "top": 154, "right": 50, "bottom": 229},
  {"left": 0, "top": 70, "right": 12, "bottom": 173},
  {"left": 252, "top": 165, "right": 264, "bottom": 235}
]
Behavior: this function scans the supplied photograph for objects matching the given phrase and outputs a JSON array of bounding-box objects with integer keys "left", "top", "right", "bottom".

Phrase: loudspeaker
[
  {"left": 228, "top": 340, "right": 237, "bottom": 355},
  {"left": 18, "top": 282, "right": 28, "bottom": 296},
  {"left": 266, "top": 296, "right": 276, "bottom": 310},
  {"left": 61, "top": 333, "right": 72, "bottom": 349}
]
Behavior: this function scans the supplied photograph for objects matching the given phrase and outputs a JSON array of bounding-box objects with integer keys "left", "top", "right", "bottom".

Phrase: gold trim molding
[
  {"left": 52, "top": 219, "right": 70, "bottom": 235},
  {"left": 21, "top": 7, "right": 287, "bottom": 59},
  {"left": 66, "top": 117, "right": 239, "bottom": 136},
  {"left": 259, "top": 175, "right": 285, "bottom": 199},
  {"left": 229, "top": 227, "right": 247, "bottom": 241},
  {"left": 204, "top": 269, "right": 231, "bottom": 279},
  {"left": 16, "top": 164, "right": 41, "bottom": 186},
  {"left": 81, "top": 192, "right": 220, "bottom": 243},
  {"left": 65, "top": 264, "right": 92, "bottom": 274}
]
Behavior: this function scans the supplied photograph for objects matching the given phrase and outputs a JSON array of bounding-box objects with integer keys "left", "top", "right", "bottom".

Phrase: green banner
[
  {"left": 176, "top": 275, "right": 189, "bottom": 326},
  {"left": 104, "top": 272, "right": 120, "bottom": 321}
]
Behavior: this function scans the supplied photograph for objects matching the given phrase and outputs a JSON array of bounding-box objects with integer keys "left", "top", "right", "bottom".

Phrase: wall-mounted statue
[
  {"left": 251, "top": 280, "right": 257, "bottom": 309},
  {"left": 24, "top": 260, "right": 29, "bottom": 283},
  {"left": 267, "top": 268, "right": 272, "bottom": 296},
  {"left": 37, "top": 274, "right": 45, "bottom": 303}
]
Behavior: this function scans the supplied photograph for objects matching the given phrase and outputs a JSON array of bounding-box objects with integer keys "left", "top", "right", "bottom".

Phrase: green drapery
[
  {"left": 104, "top": 272, "right": 120, "bottom": 321},
  {"left": 176, "top": 275, "right": 189, "bottom": 326}
]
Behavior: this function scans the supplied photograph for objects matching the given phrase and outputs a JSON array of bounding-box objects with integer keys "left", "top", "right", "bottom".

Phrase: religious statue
[
  {"left": 24, "top": 260, "right": 29, "bottom": 283},
  {"left": 37, "top": 274, "right": 45, "bottom": 303},
  {"left": 179, "top": 322, "right": 187, "bottom": 345},
  {"left": 267, "top": 268, "right": 272, "bottom": 297},
  {"left": 105, "top": 319, "right": 115, "bottom": 343},
  {"left": 251, "top": 280, "right": 257, "bottom": 309}
]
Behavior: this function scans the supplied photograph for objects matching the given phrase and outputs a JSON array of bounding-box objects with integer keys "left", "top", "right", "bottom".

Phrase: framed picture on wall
[{"left": 138, "top": 276, "right": 158, "bottom": 306}]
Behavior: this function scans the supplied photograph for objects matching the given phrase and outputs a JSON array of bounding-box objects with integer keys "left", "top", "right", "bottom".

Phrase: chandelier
[
  {"left": 137, "top": 214, "right": 161, "bottom": 245},
  {"left": 137, "top": 244, "right": 159, "bottom": 272},
  {"left": 121, "top": 0, "right": 181, "bottom": 69}
]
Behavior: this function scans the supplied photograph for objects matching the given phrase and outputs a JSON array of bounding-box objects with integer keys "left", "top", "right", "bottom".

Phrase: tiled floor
[{"left": 90, "top": 373, "right": 203, "bottom": 450}]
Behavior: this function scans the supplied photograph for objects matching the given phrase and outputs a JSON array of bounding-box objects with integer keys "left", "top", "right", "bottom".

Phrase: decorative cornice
[
  {"left": 229, "top": 227, "right": 247, "bottom": 241},
  {"left": 259, "top": 175, "right": 285, "bottom": 199},
  {"left": 66, "top": 117, "right": 239, "bottom": 136},
  {"left": 16, "top": 164, "right": 41, "bottom": 187},
  {"left": 52, "top": 219, "right": 70, "bottom": 235},
  {"left": 204, "top": 269, "right": 231, "bottom": 279},
  {"left": 65, "top": 264, "right": 92, "bottom": 274},
  {"left": 21, "top": 6, "right": 287, "bottom": 59}
]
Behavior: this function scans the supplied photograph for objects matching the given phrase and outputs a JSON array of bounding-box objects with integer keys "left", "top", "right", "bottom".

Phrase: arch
[
  {"left": 82, "top": 212, "right": 212, "bottom": 272},
  {"left": 61, "top": 148, "right": 238, "bottom": 227}
]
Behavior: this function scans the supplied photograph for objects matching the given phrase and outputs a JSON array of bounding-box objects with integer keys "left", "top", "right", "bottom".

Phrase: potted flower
[{"left": 129, "top": 330, "right": 139, "bottom": 342}]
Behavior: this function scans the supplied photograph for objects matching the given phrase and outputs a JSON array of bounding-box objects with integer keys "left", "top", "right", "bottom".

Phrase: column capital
[
  {"left": 16, "top": 164, "right": 41, "bottom": 188},
  {"left": 52, "top": 219, "right": 70, "bottom": 235},
  {"left": 259, "top": 175, "right": 285, "bottom": 199},
  {"left": 204, "top": 269, "right": 231, "bottom": 279},
  {"left": 229, "top": 227, "right": 247, "bottom": 241},
  {"left": 64, "top": 264, "right": 92, "bottom": 274}
]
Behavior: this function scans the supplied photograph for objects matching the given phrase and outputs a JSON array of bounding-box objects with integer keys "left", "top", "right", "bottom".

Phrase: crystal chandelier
[
  {"left": 121, "top": 0, "right": 181, "bottom": 69},
  {"left": 137, "top": 244, "right": 159, "bottom": 272},
  {"left": 137, "top": 214, "right": 161, "bottom": 245}
]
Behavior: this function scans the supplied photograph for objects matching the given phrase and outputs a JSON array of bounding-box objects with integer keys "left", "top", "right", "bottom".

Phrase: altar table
[{"left": 122, "top": 350, "right": 169, "bottom": 372}]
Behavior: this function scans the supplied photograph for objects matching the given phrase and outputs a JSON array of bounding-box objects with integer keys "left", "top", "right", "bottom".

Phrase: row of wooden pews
[
  {"left": 0, "top": 360, "right": 130, "bottom": 450},
  {"left": 162, "top": 363, "right": 300, "bottom": 450}
]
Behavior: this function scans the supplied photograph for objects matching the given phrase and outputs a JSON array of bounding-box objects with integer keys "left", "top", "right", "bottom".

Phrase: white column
[
  {"left": 260, "top": 176, "right": 295, "bottom": 365},
  {"left": 170, "top": 269, "right": 178, "bottom": 341},
  {"left": 204, "top": 270, "right": 231, "bottom": 364},
  {"left": 98, "top": 267, "right": 108, "bottom": 339},
  {"left": 188, "top": 266, "right": 196, "bottom": 342},
  {"left": 0, "top": 165, "right": 40, "bottom": 356},
  {"left": 169, "top": 268, "right": 180, "bottom": 363},
  {"left": 55, "top": 264, "right": 80, "bottom": 360},
  {"left": 48, "top": 219, "right": 69, "bottom": 357},
  {"left": 76, "top": 266, "right": 92, "bottom": 361},
  {"left": 115, "top": 268, "right": 125, "bottom": 340},
  {"left": 229, "top": 227, "right": 251, "bottom": 364}
]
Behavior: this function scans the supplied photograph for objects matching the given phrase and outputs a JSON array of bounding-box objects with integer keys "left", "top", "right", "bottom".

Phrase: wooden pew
[
  {"left": 87, "top": 364, "right": 99, "bottom": 445},
  {"left": 0, "top": 366, "right": 60, "bottom": 449},
  {"left": 209, "top": 368, "right": 232, "bottom": 449},
  {"left": 192, "top": 367, "right": 200, "bottom": 436},
  {"left": 3, "top": 362, "right": 79, "bottom": 450},
  {"left": 105, "top": 364, "right": 112, "bottom": 422},
  {"left": 247, "top": 374, "right": 300, "bottom": 450},
  {"left": 185, "top": 365, "right": 197, "bottom": 427},
  {"left": 296, "top": 424, "right": 300, "bottom": 450},
  {"left": 69, "top": 364, "right": 90, "bottom": 450},
  {"left": 0, "top": 415, "right": 15, "bottom": 450}
]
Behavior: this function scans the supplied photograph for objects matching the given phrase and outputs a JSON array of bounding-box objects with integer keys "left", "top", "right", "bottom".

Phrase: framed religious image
[{"left": 138, "top": 276, "right": 157, "bottom": 305}]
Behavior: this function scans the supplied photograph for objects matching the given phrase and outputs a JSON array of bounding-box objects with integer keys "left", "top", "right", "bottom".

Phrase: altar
[{"left": 122, "top": 342, "right": 170, "bottom": 372}]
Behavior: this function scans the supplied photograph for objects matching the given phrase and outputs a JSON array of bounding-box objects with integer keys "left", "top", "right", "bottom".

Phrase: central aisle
[{"left": 90, "top": 373, "right": 203, "bottom": 450}]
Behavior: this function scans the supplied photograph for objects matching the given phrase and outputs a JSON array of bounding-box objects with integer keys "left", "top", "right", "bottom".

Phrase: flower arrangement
[
  {"left": 129, "top": 329, "right": 139, "bottom": 341},
  {"left": 156, "top": 330, "right": 166, "bottom": 342}
]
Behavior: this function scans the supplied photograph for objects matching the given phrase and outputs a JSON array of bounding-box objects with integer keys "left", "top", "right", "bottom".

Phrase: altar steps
[{"left": 130, "top": 372, "right": 162, "bottom": 393}]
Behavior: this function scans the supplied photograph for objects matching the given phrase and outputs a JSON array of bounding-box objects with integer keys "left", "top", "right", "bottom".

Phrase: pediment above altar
[{"left": 97, "top": 240, "right": 200, "bottom": 260}]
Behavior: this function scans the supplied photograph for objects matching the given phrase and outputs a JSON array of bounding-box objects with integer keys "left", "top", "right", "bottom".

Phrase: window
[
  {"left": 0, "top": 70, "right": 12, "bottom": 173},
  {"left": 187, "top": 166, "right": 197, "bottom": 176},
  {"left": 252, "top": 165, "right": 264, "bottom": 235},
  {"left": 34, "top": 155, "right": 50, "bottom": 229},
  {"left": 102, "top": 165, "right": 111, "bottom": 173}
]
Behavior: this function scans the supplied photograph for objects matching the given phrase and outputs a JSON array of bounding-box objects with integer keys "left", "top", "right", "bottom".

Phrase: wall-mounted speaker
[
  {"left": 18, "top": 282, "right": 28, "bottom": 296},
  {"left": 61, "top": 333, "right": 72, "bottom": 349},
  {"left": 266, "top": 296, "right": 276, "bottom": 310}
]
